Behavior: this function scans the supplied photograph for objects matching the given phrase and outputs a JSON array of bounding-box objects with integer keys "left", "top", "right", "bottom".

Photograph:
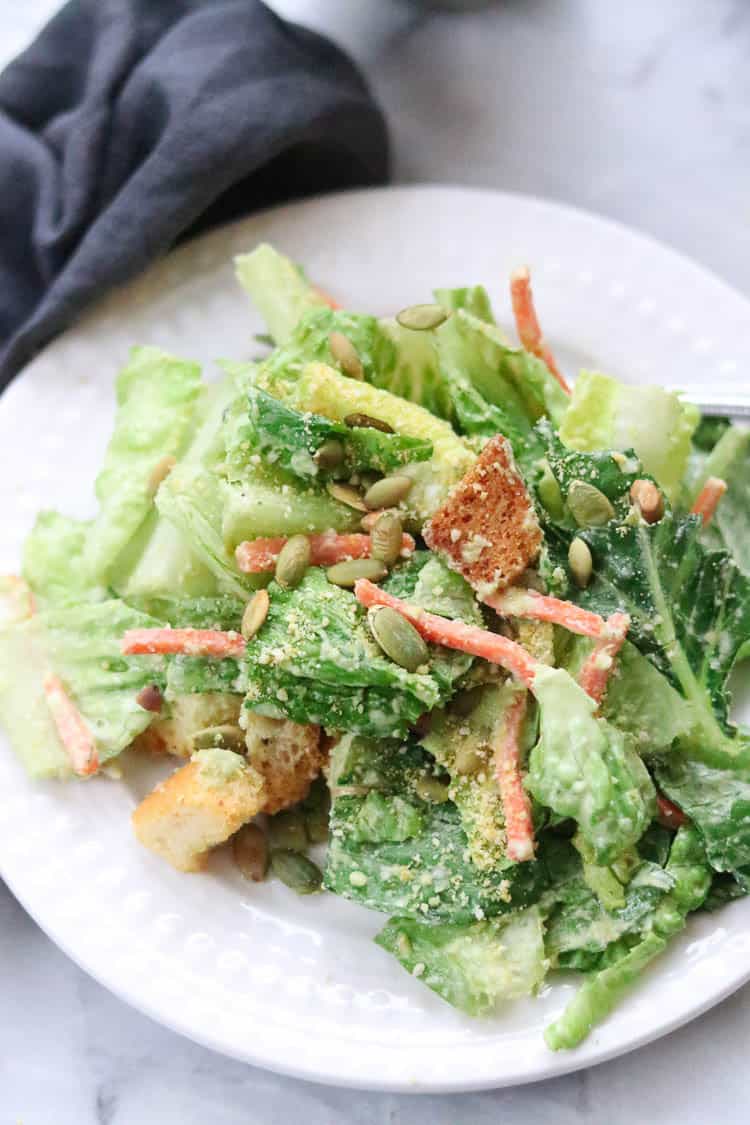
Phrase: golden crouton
[
  {"left": 244, "top": 712, "right": 325, "bottom": 815},
  {"left": 133, "top": 693, "right": 243, "bottom": 758},
  {"left": 132, "top": 749, "right": 264, "bottom": 872},
  {"left": 423, "top": 434, "right": 541, "bottom": 598}
]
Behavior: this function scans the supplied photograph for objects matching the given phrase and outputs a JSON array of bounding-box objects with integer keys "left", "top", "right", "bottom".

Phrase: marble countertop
[{"left": 3, "top": 1, "right": 750, "bottom": 1121}]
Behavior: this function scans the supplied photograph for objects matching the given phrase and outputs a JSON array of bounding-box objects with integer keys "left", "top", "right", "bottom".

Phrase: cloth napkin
[{"left": 0, "top": 0, "right": 389, "bottom": 387}]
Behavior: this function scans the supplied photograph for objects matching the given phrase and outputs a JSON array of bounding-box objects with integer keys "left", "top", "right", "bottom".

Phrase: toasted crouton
[
  {"left": 244, "top": 713, "right": 325, "bottom": 814},
  {"left": 132, "top": 749, "right": 264, "bottom": 872},
  {"left": 423, "top": 434, "right": 541, "bottom": 598},
  {"left": 133, "top": 693, "right": 243, "bottom": 758}
]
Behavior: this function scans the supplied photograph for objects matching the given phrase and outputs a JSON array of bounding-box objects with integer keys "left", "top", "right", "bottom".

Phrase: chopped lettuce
[
  {"left": 527, "top": 666, "right": 656, "bottom": 865},
  {"left": 539, "top": 425, "right": 750, "bottom": 762},
  {"left": 324, "top": 734, "right": 547, "bottom": 923},
  {"left": 81, "top": 347, "right": 203, "bottom": 585},
  {"left": 691, "top": 424, "right": 750, "bottom": 575},
  {"left": 235, "top": 243, "right": 330, "bottom": 345},
  {"left": 242, "top": 556, "right": 473, "bottom": 738},
  {"left": 559, "top": 370, "right": 699, "bottom": 501},
  {"left": 23, "top": 512, "right": 94, "bottom": 604},
  {"left": 433, "top": 284, "right": 499, "bottom": 326},
  {"left": 376, "top": 906, "right": 548, "bottom": 1016}
]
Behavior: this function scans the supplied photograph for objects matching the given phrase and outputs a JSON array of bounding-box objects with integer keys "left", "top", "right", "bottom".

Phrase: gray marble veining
[{"left": 3, "top": 1, "right": 750, "bottom": 1121}]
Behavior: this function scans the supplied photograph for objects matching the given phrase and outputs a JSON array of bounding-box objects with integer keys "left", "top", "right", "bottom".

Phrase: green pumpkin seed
[
  {"left": 343, "top": 412, "right": 394, "bottom": 434},
  {"left": 329, "top": 331, "right": 364, "bottom": 380},
  {"left": 370, "top": 511, "right": 404, "bottom": 565},
  {"left": 326, "top": 481, "right": 368, "bottom": 511},
  {"left": 364, "top": 474, "right": 413, "bottom": 511},
  {"left": 536, "top": 458, "right": 564, "bottom": 518},
  {"left": 268, "top": 809, "right": 308, "bottom": 852},
  {"left": 453, "top": 743, "right": 485, "bottom": 776},
  {"left": 270, "top": 849, "right": 323, "bottom": 895},
  {"left": 414, "top": 775, "right": 450, "bottom": 803},
  {"left": 275, "top": 534, "right": 311, "bottom": 588},
  {"left": 192, "top": 725, "right": 246, "bottom": 753},
  {"left": 368, "top": 605, "right": 429, "bottom": 672},
  {"left": 566, "top": 480, "right": 615, "bottom": 527},
  {"left": 396, "top": 303, "right": 449, "bottom": 331},
  {"left": 327, "top": 558, "right": 388, "bottom": 587},
  {"left": 302, "top": 776, "right": 331, "bottom": 843},
  {"left": 233, "top": 823, "right": 269, "bottom": 882},
  {"left": 241, "top": 589, "right": 270, "bottom": 640},
  {"left": 568, "top": 537, "right": 593, "bottom": 588},
  {"left": 313, "top": 438, "right": 345, "bottom": 471}
]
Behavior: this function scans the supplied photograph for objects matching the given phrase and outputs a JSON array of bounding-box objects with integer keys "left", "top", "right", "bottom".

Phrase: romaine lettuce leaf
[
  {"left": 234, "top": 243, "right": 331, "bottom": 345},
  {"left": 691, "top": 424, "right": 750, "bottom": 575},
  {"left": 538, "top": 425, "right": 750, "bottom": 761},
  {"left": 376, "top": 906, "right": 548, "bottom": 1016},
  {"left": 433, "top": 284, "right": 498, "bottom": 326},
  {"left": 324, "top": 734, "right": 547, "bottom": 922},
  {"left": 23, "top": 512, "right": 95, "bottom": 604},
  {"left": 242, "top": 557, "right": 473, "bottom": 738},
  {"left": 559, "top": 370, "right": 699, "bottom": 501},
  {"left": 80, "top": 347, "right": 203, "bottom": 585},
  {"left": 527, "top": 666, "right": 656, "bottom": 865}
]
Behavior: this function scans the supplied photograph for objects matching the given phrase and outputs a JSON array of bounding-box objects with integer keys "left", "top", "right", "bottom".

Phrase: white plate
[{"left": 2, "top": 186, "right": 750, "bottom": 1092}]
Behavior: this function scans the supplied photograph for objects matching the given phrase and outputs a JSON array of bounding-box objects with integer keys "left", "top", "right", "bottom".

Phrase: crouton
[
  {"left": 423, "top": 434, "right": 541, "bottom": 598},
  {"left": 132, "top": 749, "right": 264, "bottom": 872},
  {"left": 133, "top": 693, "right": 243, "bottom": 758},
  {"left": 244, "top": 712, "right": 325, "bottom": 814}
]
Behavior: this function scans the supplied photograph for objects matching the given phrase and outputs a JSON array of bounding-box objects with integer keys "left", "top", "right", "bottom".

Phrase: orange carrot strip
[
  {"left": 691, "top": 476, "right": 727, "bottom": 527},
  {"left": 43, "top": 674, "right": 99, "bottom": 776},
  {"left": 354, "top": 580, "right": 540, "bottom": 687},
  {"left": 656, "top": 793, "right": 688, "bottom": 829},
  {"left": 577, "top": 612, "right": 629, "bottom": 704},
  {"left": 486, "top": 588, "right": 610, "bottom": 639},
  {"left": 510, "top": 266, "right": 571, "bottom": 394},
  {"left": 122, "top": 628, "right": 246, "bottom": 659},
  {"left": 312, "top": 285, "right": 341, "bottom": 310},
  {"left": 494, "top": 691, "right": 535, "bottom": 862},
  {"left": 235, "top": 531, "right": 414, "bottom": 573}
]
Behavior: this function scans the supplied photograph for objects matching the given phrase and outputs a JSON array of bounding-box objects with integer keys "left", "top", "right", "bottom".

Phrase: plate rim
[{"left": 3, "top": 183, "right": 750, "bottom": 1091}]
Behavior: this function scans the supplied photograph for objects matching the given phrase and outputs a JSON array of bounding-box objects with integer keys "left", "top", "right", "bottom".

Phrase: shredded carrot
[
  {"left": 656, "top": 793, "right": 688, "bottom": 829},
  {"left": 577, "top": 612, "right": 629, "bottom": 704},
  {"left": 235, "top": 531, "right": 414, "bottom": 574},
  {"left": 43, "top": 674, "right": 99, "bottom": 776},
  {"left": 691, "top": 476, "right": 727, "bottom": 527},
  {"left": 122, "top": 628, "right": 246, "bottom": 659},
  {"left": 487, "top": 588, "right": 610, "bottom": 639},
  {"left": 510, "top": 266, "right": 570, "bottom": 394},
  {"left": 312, "top": 285, "right": 341, "bottom": 310},
  {"left": 354, "top": 580, "right": 540, "bottom": 687},
  {"left": 494, "top": 691, "right": 535, "bottom": 862}
]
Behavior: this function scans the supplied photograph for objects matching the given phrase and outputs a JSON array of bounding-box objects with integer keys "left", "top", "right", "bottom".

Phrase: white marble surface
[{"left": 3, "top": 0, "right": 750, "bottom": 1120}]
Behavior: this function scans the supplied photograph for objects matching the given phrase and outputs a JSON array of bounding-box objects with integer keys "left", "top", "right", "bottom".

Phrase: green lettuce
[
  {"left": 376, "top": 906, "right": 548, "bottom": 1016},
  {"left": 234, "top": 243, "right": 331, "bottom": 345},
  {"left": 559, "top": 370, "right": 699, "bottom": 501},
  {"left": 23, "top": 512, "right": 94, "bottom": 604}
]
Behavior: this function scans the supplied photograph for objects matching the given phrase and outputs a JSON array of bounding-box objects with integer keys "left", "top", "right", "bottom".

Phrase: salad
[{"left": 1, "top": 243, "right": 749, "bottom": 1051}]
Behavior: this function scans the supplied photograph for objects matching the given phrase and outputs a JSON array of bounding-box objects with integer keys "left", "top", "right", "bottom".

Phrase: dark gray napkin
[{"left": 0, "top": 0, "right": 388, "bottom": 386}]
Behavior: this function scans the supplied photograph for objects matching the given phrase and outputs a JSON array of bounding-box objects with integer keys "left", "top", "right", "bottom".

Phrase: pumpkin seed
[
  {"left": 268, "top": 809, "right": 308, "bottom": 852},
  {"left": 414, "top": 775, "right": 450, "bottom": 803},
  {"left": 328, "top": 331, "right": 364, "bottom": 379},
  {"left": 566, "top": 479, "right": 615, "bottom": 527},
  {"left": 361, "top": 508, "right": 395, "bottom": 532},
  {"left": 275, "top": 534, "right": 311, "bottom": 589},
  {"left": 364, "top": 474, "right": 413, "bottom": 511},
  {"left": 629, "top": 478, "right": 664, "bottom": 524},
  {"left": 135, "top": 684, "right": 163, "bottom": 713},
  {"left": 192, "top": 724, "right": 247, "bottom": 753},
  {"left": 313, "top": 438, "right": 345, "bottom": 470},
  {"left": 367, "top": 605, "right": 429, "bottom": 672},
  {"left": 396, "top": 303, "right": 449, "bottom": 331},
  {"left": 241, "top": 589, "right": 270, "bottom": 640},
  {"left": 568, "top": 537, "right": 593, "bottom": 588},
  {"left": 233, "top": 823, "right": 269, "bottom": 882},
  {"left": 536, "top": 458, "right": 564, "bottom": 518},
  {"left": 327, "top": 558, "right": 388, "bottom": 587},
  {"left": 370, "top": 511, "right": 404, "bottom": 565},
  {"left": 326, "top": 481, "right": 368, "bottom": 511},
  {"left": 270, "top": 849, "right": 323, "bottom": 895},
  {"left": 343, "top": 412, "right": 394, "bottom": 434}
]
